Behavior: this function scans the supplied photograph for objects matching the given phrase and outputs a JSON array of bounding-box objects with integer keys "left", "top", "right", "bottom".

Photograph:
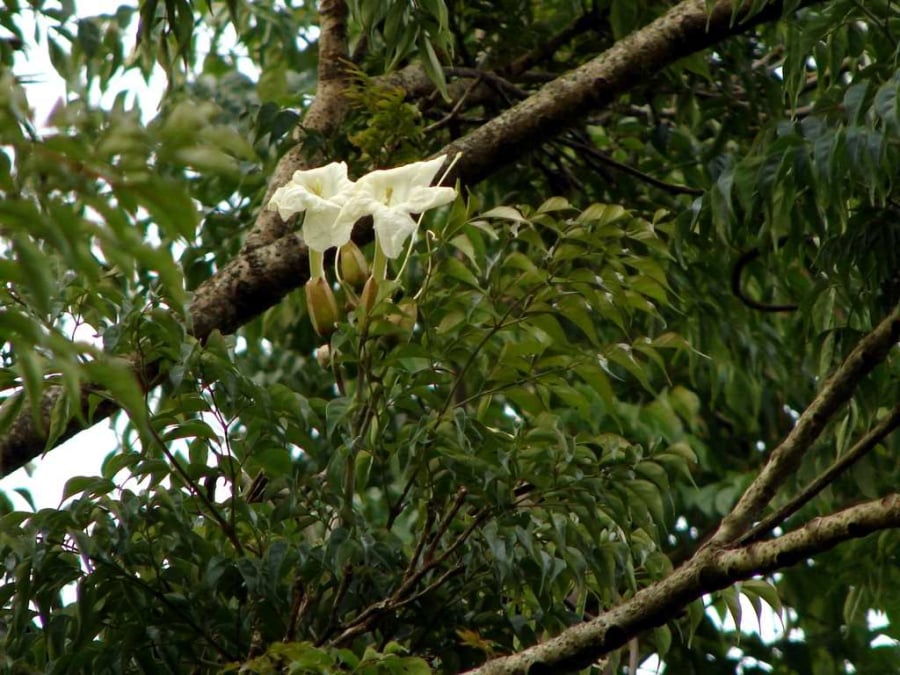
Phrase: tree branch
[
  {"left": 442, "top": 0, "right": 825, "bottom": 187},
  {"left": 241, "top": 0, "right": 350, "bottom": 252},
  {"left": 466, "top": 495, "right": 900, "bottom": 674},
  {"left": 739, "top": 403, "right": 900, "bottom": 545},
  {"left": 557, "top": 131, "right": 704, "bottom": 196},
  {"left": 710, "top": 302, "right": 900, "bottom": 545}
]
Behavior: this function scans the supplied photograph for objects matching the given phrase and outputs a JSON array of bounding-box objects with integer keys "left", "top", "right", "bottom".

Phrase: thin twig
[
  {"left": 403, "top": 506, "right": 438, "bottom": 582},
  {"left": 387, "top": 464, "right": 422, "bottom": 530},
  {"left": 503, "top": 8, "right": 605, "bottom": 77},
  {"left": 560, "top": 134, "right": 703, "bottom": 196},
  {"left": 444, "top": 67, "right": 531, "bottom": 100},
  {"left": 318, "top": 563, "right": 354, "bottom": 644},
  {"left": 423, "top": 486, "right": 469, "bottom": 563},
  {"left": 394, "top": 564, "right": 465, "bottom": 610},
  {"left": 147, "top": 424, "right": 245, "bottom": 555},
  {"left": 283, "top": 577, "right": 306, "bottom": 642},
  {"left": 330, "top": 498, "right": 490, "bottom": 648},
  {"left": 53, "top": 537, "right": 239, "bottom": 661},
  {"left": 425, "top": 75, "right": 485, "bottom": 133}
]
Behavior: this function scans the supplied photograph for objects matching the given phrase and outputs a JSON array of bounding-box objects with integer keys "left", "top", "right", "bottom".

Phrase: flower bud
[
  {"left": 305, "top": 277, "right": 340, "bottom": 336},
  {"left": 339, "top": 242, "right": 368, "bottom": 290},
  {"left": 356, "top": 275, "right": 378, "bottom": 333},
  {"left": 315, "top": 344, "right": 331, "bottom": 368},
  {"left": 360, "top": 275, "right": 378, "bottom": 314}
]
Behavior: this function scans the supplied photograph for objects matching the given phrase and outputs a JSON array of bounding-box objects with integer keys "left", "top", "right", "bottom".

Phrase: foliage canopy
[{"left": 0, "top": 1, "right": 898, "bottom": 673}]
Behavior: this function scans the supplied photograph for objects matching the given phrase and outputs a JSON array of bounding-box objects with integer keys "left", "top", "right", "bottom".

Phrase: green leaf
[
  {"left": 325, "top": 397, "right": 352, "bottom": 439},
  {"left": 76, "top": 18, "right": 102, "bottom": 58},
  {"left": 251, "top": 447, "right": 292, "bottom": 477},
  {"left": 537, "top": 196, "right": 572, "bottom": 213},
  {"left": 441, "top": 257, "right": 481, "bottom": 289},
  {"left": 127, "top": 179, "right": 199, "bottom": 241},
  {"left": 577, "top": 203, "right": 627, "bottom": 226},
  {"left": 481, "top": 205, "right": 527, "bottom": 222},
  {"left": 84, "top": 358, "right": 147, "bottom": 430},
  {"left": 62, "top": 475, "right": 114, "bottom": 501},
  {"left": 654, "top": 624, "right": 672, "bottom": 657},
  {"left": 741, "top": 578, "right": 783, "bottom": 618},
  {"left": 12, "top": 236, "right": 55, "bottom": 317},
  {"left": 17, "top": 347, "right": 46, "bottom": 434},
  {"left": 419, "top": 38, "right": 449, "bottom": 101}
]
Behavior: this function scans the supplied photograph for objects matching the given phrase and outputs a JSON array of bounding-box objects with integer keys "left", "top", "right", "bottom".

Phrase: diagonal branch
[
  {"left": 0, "top": 0, "right": 822, "bottom": 476},
  {"left": 710, "top": 302, "right": 900, "bottom": 545},
  {"left": 466, "top": 494, "right": 900, "bottom": 674},
  {"left": 443, "top": 0, "right": 824, "bottom": 186},
  {"left": 739, "top": 403, "right": 900, "bottom": 544},
  {"left": 241, "top": 0, "right": 350, "bottom": 252}
]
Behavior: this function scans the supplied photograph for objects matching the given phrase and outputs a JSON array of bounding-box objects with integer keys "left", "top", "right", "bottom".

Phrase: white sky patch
[
  {"left": 11, "top": 1, "right": 164, "bottom": 127},
  {"left": 637, "top": 654, "right": 665, "bottom": 674},
  {"left": 704, "top": 590, "right": 786, "bottom": 643},
  {"left": 1, "top": 422, "right": 120, "bottom": 510},
  {"left": 869, "top": 610, "right": 899, "bottom": 648}
]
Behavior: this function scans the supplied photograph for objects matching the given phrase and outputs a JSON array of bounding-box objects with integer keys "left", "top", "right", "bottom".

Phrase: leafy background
[{"left": 0, "top": 1, "right": 898, "bottom": 673}]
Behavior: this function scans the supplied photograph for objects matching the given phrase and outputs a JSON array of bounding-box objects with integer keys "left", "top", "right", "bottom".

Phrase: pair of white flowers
[{"left": 267, "top": 155, "right": 457, "bottom": 279}]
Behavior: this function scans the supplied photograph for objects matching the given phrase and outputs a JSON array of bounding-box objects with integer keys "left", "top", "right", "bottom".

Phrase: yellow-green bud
[
  {"left": 315, "top": 344, "right": 331, "bottom": 368},
  {"left": 360, "top": 275, "right": 378, "bottom": 314},
  {"left": 339, "top": 242, "right": 368, "bottom": 290},
  {"left": 356, "top": 275, "right": 378, "bottom": 333},
  {"left": 305, "top": 277, "right": 340, "bottom": 336}
]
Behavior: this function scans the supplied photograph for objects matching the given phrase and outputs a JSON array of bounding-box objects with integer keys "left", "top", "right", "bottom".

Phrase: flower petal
[
  {"left": 290, "top": 161, "right": 355, "bottom": 201},
  {"left": 268, "top": 162, "right": 358, "bottom": 250},
  {"left": 268, "top": 182, "right": 313, "bottom": 220},
  {"left": 302, "top": 205, "right": 353, "bottom": 252},
  {"left": 353, "top": 155, "right": 449, "bottom": 204},
  {"left": 371, "top": 203, "right": 420, "bottom": 259},
  {"left": 399, "top": 185, "right": 457, "bottom": 214}
]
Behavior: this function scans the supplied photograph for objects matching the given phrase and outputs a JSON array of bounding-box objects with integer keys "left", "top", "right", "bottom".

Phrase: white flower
[
  {"left": 338, "top": 155, "right": 456, "bottom": 259},
  {"left": 268, "top": 162, "right": 356, "bottom": 253}
]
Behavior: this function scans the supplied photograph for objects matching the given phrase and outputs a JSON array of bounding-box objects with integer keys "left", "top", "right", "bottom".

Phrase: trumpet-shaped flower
[
  {"left": 268, "top": 162, "right": 356, "bottom": 276},
  {"left": 338, "top": 155, "right": 456, "bottom": 262}
]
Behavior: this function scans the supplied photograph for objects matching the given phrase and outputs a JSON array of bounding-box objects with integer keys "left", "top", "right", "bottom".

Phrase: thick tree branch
[
  {"left": 710, "top": 302, "right": 900, "bottom": 545},
  {"left": 241, "top": 0, "right": 350, "bottom": 252},
  {"left": 443, "top": 0, "right": 824, "bottom": 186},
  {"left": 467, "top": 494, "right": 900, "bottom": 674},
  {"left": 0, "top": 0, "right": 823, "bottom": 475}
]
